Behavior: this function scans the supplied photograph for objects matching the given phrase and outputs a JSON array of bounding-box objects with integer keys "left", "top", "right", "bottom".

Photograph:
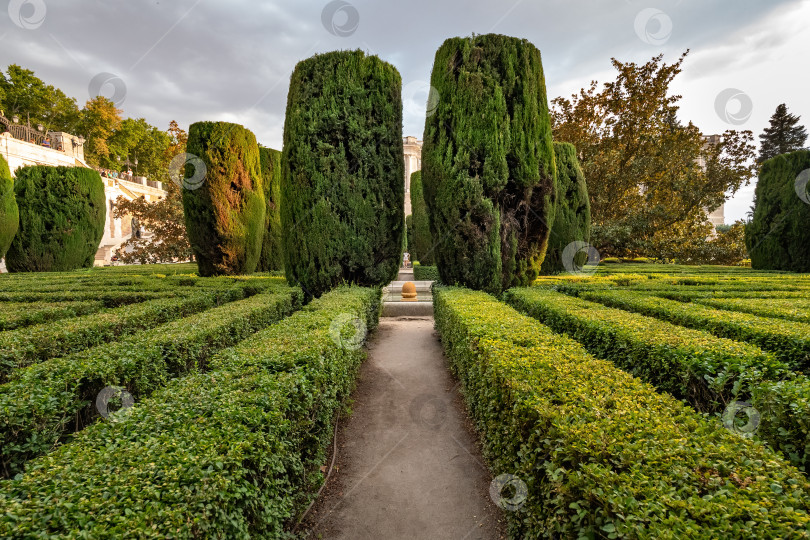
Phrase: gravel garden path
[{"left": 303, "top": 316, "right": 504, "bottom": 539}]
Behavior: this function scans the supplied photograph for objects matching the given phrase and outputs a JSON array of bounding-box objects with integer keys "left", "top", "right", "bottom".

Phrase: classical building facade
[
  {"left": 700, "top": 134, "right": 725, "bottom": 228},
  {"left": 0, "top": 125, "right": 166, "bottom": 267},
  {"left": 403, "top": 136, "right": 422, "bottom": 215}
]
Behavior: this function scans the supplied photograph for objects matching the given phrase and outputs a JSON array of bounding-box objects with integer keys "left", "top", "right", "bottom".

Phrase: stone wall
[{"left": 0, "top": 132, "right": 168, "bottom": 268}]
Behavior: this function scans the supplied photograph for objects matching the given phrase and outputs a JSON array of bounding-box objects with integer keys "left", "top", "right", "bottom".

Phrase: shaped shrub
[
  {"left": 6, "top": 166, "right": 104, "bottom": 272},
  {"left": 422, "top": 34, "right": 557, "bottom": 293},
  {"left": 257, "top": 146, "right": 283, "bottom": 271},
  {"left": 745, "top": 149, "right": 810, "bottom": 272},
  {"left": 183, "top": 121, "right": 265, "bottom": 276},
  {"left": 541, "top": 142, "right": 590, "bottom": 274},
  {"left": 282, "top": 50, "right": 404, "bottom": 297},
  {"left": 0, "top": 154, "right": 18, "bottom": 260}
]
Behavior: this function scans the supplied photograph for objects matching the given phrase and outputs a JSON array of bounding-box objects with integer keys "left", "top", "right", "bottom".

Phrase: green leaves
[{"left": 434, "top": 286, "right": 810, "bottom": 538}]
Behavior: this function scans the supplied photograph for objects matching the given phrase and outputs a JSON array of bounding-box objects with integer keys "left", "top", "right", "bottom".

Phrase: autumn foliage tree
[
  {"left": 551, "top": 52, "right": 756, "bottom": 259},
  {"left": 111, "top": 121, "right": 192, "bottom": 264},
  {"left": 112, "top": 180, "right": 192, "bottom": 264}
]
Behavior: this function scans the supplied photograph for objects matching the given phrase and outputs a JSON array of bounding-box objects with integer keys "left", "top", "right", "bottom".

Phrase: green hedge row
[
  {"left": 434, "top": 287, "right": 810, "bottom": 537},
  {"left": 412, "top": 264, "right": 440, "bottom": 282},
  {"left": 652, "top": 289, "right": 810, "bottom": 301},
  {"left": 0, "top": 286, "right": 256, "bottom": 382},
  {"left": 0, "top": 288, "right": 302, "bottom": 478},
  {"left": 0, "top": 301, "right": 104, "bottom": 331},
  {"left": 0, "top": 286, "right": 380, "bottom": 537},
  {"left": 0, "top": 290, "right": 178, "bottom": 306},
  {"left": 693, "top": 297, "right": 810, "bottom": 325},
  {"left": 506, "top": 288, "right": 810, "bottom": 470},
  {"left": 577, "top": 289, "right": 810, "bottom": 370},
  {"left": 505, "top": 288, "right": 787, "bottom": 407}
]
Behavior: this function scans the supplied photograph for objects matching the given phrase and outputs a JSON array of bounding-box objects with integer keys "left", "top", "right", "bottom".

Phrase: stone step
[{"left": 381, "top": 300, "right": 434, "bottom": 317}]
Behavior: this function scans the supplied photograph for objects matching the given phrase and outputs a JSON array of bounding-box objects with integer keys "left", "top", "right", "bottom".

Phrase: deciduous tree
[{"left": 551, "top": 52, "right": 756, "bottom": 259}]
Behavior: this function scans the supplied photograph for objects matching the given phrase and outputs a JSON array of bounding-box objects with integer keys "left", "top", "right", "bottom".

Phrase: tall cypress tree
[
  {"left": 758, "top": 104, "right": 808, "bottom": 163},
  {"left": 0, "top": 154, "right": 18, "bottom": 261},
  {"left": 745, "top": 149, "right": 810, "bottom": 272},
  {"left": 182, "top": 121, "right": 265, "bottom": 277},
  {"left": 257, "top": 146, "right": 283, "bottom": 272},
  {"left": 409, "top": 171, "right": 434, "bottom": 265},
  {"left": 282, "top": 50, "right": 404, "bottom": 297},
  {"left": 541, "top": 142, "right": 591, "bottom": 274},
  {"left": 422, "top": 34, "right": 557, "bottom": 293}
]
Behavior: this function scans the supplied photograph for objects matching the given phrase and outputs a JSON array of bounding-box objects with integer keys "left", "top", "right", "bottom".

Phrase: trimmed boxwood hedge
[
  {"left": 282, "top": 50, "right": 404, "bottom": 297},
  {"left": 435, "top": 286, "right": 810, "bottom": 537},
  {"left": 746, "top": 149, "right": 810, "bottom": 272},
  {"left": 0, "top": 287, "right": 302, "bottom": 478},
  {"left": 540, "top": 142, "right": 590, "bottom": 274},
  {"left": 504, "top": 288, "right": 788, "bottom": 410},
  {"left": 0, "top": 301, "right": 104, "bottom": 331},
  {"left": 505, "top": 287, "right": 810, "bottom": 470},
  {"left": 0, "top": 285, "right": 258, "bottom": 382},
  {"left": 0, "top": 154, "right": 18, "bottom": 260},
  {"left": 257, "top": 146, "right": 284, "bottom": 271},
  {"left": 422, "top": 34, "right": 557, "bottom": 293},
  {"left": 183, "top": 121, "right": 265, "bottom": 276},
  {"left": 694, "top": 297, "right": 810, "bottom": 324},
  {"left": 412, "top": 263, "right": 439, "bottom": 282},
  {"left": 5, "top": 166, "right": 105, "bottom": 272},
  {"left": 576, "top": 289, "right": 810, "bottom": 371},
  {"left": 0, "top": 286, "right": 380, "bottom": 537}
]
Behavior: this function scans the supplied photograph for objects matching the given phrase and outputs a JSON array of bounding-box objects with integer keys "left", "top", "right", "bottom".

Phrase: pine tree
[{"left": 758, "top": 104, "right": 808, "bottom": 163}]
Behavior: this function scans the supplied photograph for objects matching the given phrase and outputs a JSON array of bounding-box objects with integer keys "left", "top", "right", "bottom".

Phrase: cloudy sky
[{"left": 2, "top": 0, "right": 808, "bottom": 222}]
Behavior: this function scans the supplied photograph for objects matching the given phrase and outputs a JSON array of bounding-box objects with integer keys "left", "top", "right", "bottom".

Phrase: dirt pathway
[{"left": 303, "top": 317, "right": 505, "bottom": 539}]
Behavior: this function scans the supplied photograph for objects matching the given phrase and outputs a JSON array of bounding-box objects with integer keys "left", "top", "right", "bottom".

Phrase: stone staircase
[{"left": 382, "top": 267, "right": 434, "bottom": 317}]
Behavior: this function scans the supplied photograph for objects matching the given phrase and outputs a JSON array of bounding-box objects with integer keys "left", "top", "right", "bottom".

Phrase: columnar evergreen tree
[
  {"left": 541, "top": 142, "right": 591, "bottom": 274},
  {"left": 282, "top": 50, "right": 404, "bottom": 297},
  {"left": 758, "top": 104, "right": 808, "bottom": 164},
  {"left": 422, "top": 34, "right": 557, "bottom": 293},
  {"left": 405, "top": 214, "right": 413, "bottom": 253},
  {"left": 257, "top": 146, "right": 283, "bottom": 271},
  {"left": 182, "top": 121, "right": 265, "bottom": 277},
  {"left": 6, "top": 166, "right": 105, "bottom": 271},
  {"left": 745, "top": 149, "right": 810, "bottom": 272},
  {"left": 0, "top": 155, "right": 19, "bottom": 261},
  {"left": 409, "top": 171, "right": 434, "bottom": 265}
]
